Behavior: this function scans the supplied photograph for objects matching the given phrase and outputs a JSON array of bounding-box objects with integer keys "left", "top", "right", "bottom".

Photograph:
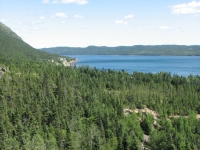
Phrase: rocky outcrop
[
  {"left": 0, "top": 67, "right": 6, "bottom": 79},
  {"left": 62, "top": 59, "right": 77, "bottom": 67},
  {"left": 123, "top": 108, "right": 133, "bottom": 116},
  {"left": 134, "top": 108, "right": 160, "bottom": 120},
  {"left": 1, "top": 68, "right": 6, "bottom": 72}
]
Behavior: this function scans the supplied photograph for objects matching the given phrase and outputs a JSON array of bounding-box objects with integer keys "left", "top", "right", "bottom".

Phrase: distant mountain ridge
[{"left": 41, "top": 45, "right": 200, "bottom": 56}]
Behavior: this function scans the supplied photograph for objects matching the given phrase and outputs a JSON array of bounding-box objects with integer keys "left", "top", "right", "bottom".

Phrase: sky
[{"left": 0, "top": 0, "right": 200, "bottom": 48}]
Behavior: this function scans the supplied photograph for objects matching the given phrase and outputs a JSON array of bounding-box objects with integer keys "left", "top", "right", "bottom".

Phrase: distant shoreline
[
  {"left": 41, "top": 45, "right": 200, "bottom": 56},
  {"left": 64, "top": 54, "right": 200, "bottom": 56}
]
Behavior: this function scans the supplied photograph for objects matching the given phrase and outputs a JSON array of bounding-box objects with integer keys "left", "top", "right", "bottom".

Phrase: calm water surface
[{"left": 65, "top": 55, "right": 200, "bottom": 77}]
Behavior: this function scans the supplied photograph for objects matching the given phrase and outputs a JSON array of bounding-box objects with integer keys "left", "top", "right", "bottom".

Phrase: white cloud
[
  {"left": 52, "top": 0, "right": 88, "bottom": 5},
  {"left": 61, "top": 21, "right": 66, "bottom": 24},
  {"left": 19, "top": 21, "right": 45, "bottom": 28},
  {"left": 73, "top": 14, "right": 84, "bottom": 18},
  {"left": 39, "top": 16, "right": 46, "bottom": 20},
  {"left": 52, "top": 0, "right": 59, "bottom": 3},
  {"left": 33, "top": 27, "right": 39, "bottom": 31},
  {"left": 115, "top": 20, "right": 128, "bottom": 25},
  {"left": 123, "top": 22, "right": 128, "bottom": 25},
  {"left": 115, "top": 20, "right": 124, "bottom": 24},
  {"left": 171, "top": 1, "right": 200, "bottom": 15},
  {"left": 28, "top": 26, "right": 46, "bottom": 33},
  {"left": 55, "top": 12, "right": 68, "bottom": 18},
  {"left": 124, "top": 14, "right": 134, "bottom": 19},
  {"left": 159, "top": 26, "right": 170, "bottom": 30},
  {"left": 42, "top": 0, "right": 50, "bottom": 3}
]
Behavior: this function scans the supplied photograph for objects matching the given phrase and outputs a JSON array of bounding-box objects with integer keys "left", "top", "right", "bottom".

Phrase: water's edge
[{"left": 64, "top": 55, "right": 200, "bottom": 77}]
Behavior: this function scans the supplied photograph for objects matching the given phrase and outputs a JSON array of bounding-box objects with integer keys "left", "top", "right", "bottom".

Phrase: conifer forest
[{"left": 1, "top": 54, "right": 200, "bottom": 149}]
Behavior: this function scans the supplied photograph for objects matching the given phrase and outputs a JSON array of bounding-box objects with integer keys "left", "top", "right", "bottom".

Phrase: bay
[{"left": 65, "top": 55, "right": 200, "bottom": 77}]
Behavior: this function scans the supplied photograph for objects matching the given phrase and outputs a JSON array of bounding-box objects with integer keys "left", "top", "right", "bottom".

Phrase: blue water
[{"left": 65, "top": 55, "right": 200, "bottom": 76}]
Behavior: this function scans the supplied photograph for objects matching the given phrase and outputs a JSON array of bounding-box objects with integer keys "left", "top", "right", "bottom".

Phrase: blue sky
[{"left": 0, "top": 0, "right": 200, "bottom": 48}]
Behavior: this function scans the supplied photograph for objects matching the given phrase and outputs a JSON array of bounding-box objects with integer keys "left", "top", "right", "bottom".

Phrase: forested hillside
[
  {"left": 0, "top": 22, "right": 72, "bottom": 62},
  {"left": 1, "top": 53, "right": 200, "bottom": 149},
  {"left": 41, "top": 45, "right": 200, "bottom": 56},
  {"left": 1, "top": 22, "right": 200, "bottom": 150}
]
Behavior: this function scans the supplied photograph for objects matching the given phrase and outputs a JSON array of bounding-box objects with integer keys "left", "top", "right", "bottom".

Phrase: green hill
[
  {"left": 41, "top": 45, "right": 200, "bottom": 56},
  {"left": 0, "top": 22, "right": 64, "bottom": 61}
]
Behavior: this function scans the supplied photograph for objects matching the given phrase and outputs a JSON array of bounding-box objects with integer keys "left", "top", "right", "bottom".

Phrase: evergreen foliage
[
  {"left": 1, "top": 22, "right": 200, "bottom": 149},
  {"left": 1, "top": 55, "right": 200, "bottom": 149}
]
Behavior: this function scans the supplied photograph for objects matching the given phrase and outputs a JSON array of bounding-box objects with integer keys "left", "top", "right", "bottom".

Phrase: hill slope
[
  {"left": 41, "top": 45, "right": 200, "bottom": 56},
  {"left": 0, "top": 22, "right": 61, "bottom": 61}
]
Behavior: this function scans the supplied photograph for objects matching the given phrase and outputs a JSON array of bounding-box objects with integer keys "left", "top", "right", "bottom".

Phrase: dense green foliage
[
  {"left": 1, "top": 53, "right": 200, "bottom": 149},
  {"left": 41, "top": 45, "right": 200, "bottom": 56},
  {"left": 1, "top": 21, "right": 200, "bottom": 150}
]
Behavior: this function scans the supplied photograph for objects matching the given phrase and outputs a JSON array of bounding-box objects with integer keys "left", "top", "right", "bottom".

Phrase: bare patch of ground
[
  {"left": 124, "top": 107, "right": 200, "bottom": 121},
  {"left": 123, "top": 108, "right": 133, "bottom": 116},
  {"left": 134, "top": 108, "right": 160, "bottom": 120}
]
